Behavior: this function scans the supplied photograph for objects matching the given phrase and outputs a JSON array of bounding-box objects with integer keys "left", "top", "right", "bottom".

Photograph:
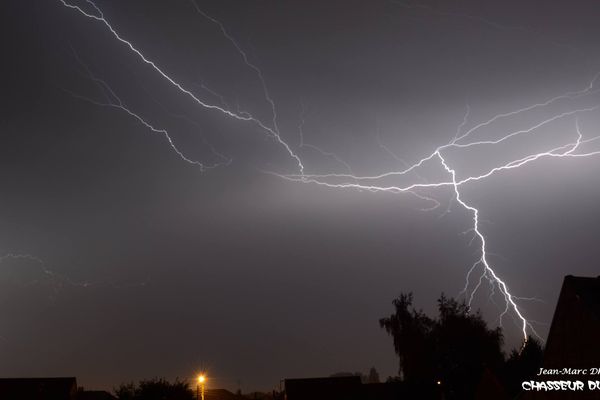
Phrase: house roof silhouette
[
  {"left": 543, "top": 275, "right": 600, "bottom": 370},
  {"left": 0, "top": 377, "right": 77, "bottom": 400}
]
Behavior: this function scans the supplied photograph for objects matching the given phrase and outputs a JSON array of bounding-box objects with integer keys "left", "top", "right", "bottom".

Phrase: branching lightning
[
  {"left": 56, "top": 0, "right": 600, "bottom": 343},
  {"left": 58, "top": 0, "right": 304, "bottom": 173}
]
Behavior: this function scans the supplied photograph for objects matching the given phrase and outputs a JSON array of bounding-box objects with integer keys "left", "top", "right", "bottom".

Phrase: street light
[{"left": 197, "top": 374, "right": 206, "bottom": 400}]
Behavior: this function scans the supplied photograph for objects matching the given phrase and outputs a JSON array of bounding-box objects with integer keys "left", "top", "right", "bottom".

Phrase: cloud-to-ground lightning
[
  {"left": 57, "top": 0, "right": 600, "bottom": 343},
  {"left": 278, "top": 94, "right": 600, "bottom": 341}
]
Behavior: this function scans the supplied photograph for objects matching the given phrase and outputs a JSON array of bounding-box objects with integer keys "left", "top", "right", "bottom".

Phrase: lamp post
[{"left": 197, "top": 374, "right": 206, "bottom": 400}]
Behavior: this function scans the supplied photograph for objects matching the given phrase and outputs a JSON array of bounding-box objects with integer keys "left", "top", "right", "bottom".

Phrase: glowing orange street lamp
[{"left": 197, "top": 374, "right": 206, "bottom": 400}]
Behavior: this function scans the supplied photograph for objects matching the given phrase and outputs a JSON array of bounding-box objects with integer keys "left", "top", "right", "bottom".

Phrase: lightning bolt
[
  {"left": 188, "top": 0, "right": 282, "bottom": 138},
  {"left": 58, "top": 0, "right": 304, "bottom": 173},
  {"left": 56, "top": 0, "right": 600, "bottom": 343},
  {"left": 65, "top": 48, "right": 230, "bottom": 170},
  {"left": 273, "top": 94, "right": 600, "bottom": 342},
  {"left": 438, "top": 152, "right": 535, "bottom": 340}
]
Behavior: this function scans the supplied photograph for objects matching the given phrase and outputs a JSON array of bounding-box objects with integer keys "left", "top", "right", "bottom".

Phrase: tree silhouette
[
  {"left": 367, "top": 367, "right": 380, "bottom": 383},
  {"left": 379, "top": 293, "right": 435, "bottom": 382},
  {"left": 114, "top": 378, "right": 194, "bottom": 400},
  {"left": 380, "top": 293, "right": 504, "bottom": 399},
  {"left": 502, "top": 336, "right": 543, "bottom": 397}
]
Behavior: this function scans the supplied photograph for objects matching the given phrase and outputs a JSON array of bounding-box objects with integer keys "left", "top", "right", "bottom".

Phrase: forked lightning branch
[{"left": 58, "top": 0, "right": 600, "bottom": 343}]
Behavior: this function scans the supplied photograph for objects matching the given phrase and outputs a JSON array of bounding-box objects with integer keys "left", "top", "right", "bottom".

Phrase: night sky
[{"left": 2, "top": 0, "right": 600, "bottom": 392}]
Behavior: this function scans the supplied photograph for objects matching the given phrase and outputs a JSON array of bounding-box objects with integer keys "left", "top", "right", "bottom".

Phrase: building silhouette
[
  {"left": 283, "top": 376, "right": 440, "bottom": 400},
  {"left": 0, "top": 377, "right": 77, "bottom": 400},
  {"left": 525, "top": 275, "right": 600, "bottom": 400},
  {"left": 0, "top": 377, "right": 115, "bottom": 400}
]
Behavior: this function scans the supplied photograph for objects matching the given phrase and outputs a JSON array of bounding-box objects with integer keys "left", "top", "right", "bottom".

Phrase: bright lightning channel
[
  {"left": 58, "top": 0, "right": 304, "bottom": 173},
  {"left": 58, "top": 0, "right": 600, "bottom": 343},
  {"left": 267, "top": 86, "right": 600, "bottom": 342}
]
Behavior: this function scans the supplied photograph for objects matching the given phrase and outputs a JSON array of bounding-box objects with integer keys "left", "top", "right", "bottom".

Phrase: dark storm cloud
[{"left": 2, "top": 0, "right": 600, "bottom": 392}]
